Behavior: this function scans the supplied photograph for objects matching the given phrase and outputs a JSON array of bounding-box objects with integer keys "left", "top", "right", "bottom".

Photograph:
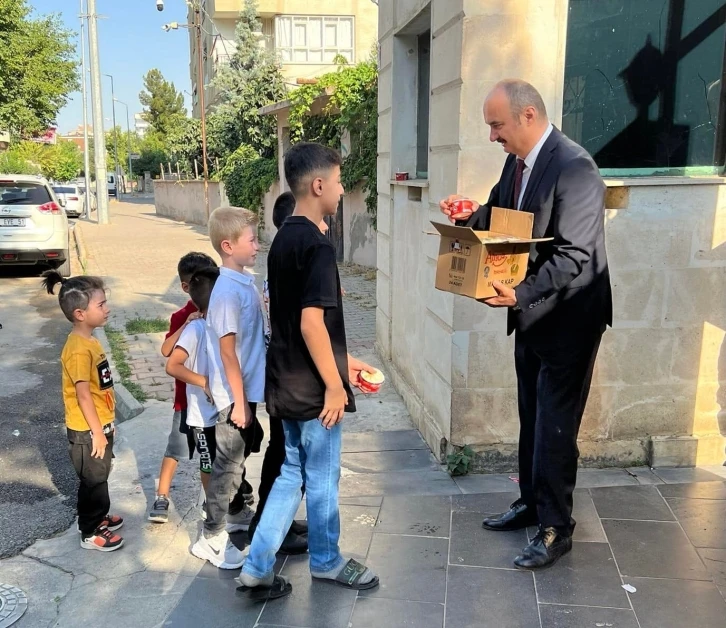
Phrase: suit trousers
[{"left": 514, "top": 325, "right": 604, "bottom": 536}]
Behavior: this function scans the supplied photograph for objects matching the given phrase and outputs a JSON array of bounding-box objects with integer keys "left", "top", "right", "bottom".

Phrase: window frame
[{"left": 274, "top": 14, "right": 355, "bottom": 65}]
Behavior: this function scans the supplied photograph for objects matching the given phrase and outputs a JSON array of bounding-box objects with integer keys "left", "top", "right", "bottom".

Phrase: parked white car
[
  {"left": 107, "top": 173, "right": 117, "bottom": 197},
  {"left": 0, "top": 174, "right": 70, "bottom": 276},
  {"left": 52, "top": 184, "right": 86, "bottom": 218}
]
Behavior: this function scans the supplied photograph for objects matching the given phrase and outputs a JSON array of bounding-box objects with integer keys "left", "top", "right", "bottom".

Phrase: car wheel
[{"left": 57, "top": 255, "right": 71, "bottom": 278}]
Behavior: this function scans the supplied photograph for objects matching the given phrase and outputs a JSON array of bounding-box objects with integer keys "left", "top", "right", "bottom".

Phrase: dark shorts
[
  {"left": 163, "top": 409, "right": 188, "bottom": 461},
  {"left": 192, "top": 426, "right": 216, "bottom": 474}
]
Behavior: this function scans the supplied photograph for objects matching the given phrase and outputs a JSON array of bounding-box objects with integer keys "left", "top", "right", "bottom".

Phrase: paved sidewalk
[
  {"left": 76, "top": 200, "right": 394, "bottom": 425},
  {"left": 0, "top": 400, "right": 724, "bottom": 627}
]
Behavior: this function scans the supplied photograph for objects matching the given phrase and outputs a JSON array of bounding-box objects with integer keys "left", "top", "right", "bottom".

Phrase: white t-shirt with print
[{"left": 176, "top": 318, "right": 218, "bottom": 428}]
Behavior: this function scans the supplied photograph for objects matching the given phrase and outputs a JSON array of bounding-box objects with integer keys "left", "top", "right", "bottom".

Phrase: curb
[
  {"left": 70, "top": 222, "right": 88, "bottom": 272},
  {"left": 95, "top": 327, "right": 144, "bottom": 424}
]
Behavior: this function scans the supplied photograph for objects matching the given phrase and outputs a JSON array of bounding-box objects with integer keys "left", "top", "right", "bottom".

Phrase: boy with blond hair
[{"left": 190, "top": 206, "right": 266, "bottom": 569}]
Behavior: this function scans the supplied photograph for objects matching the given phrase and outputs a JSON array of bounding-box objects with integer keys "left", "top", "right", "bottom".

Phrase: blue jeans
[{"left": 242, "top": 419, "right": 344, "bottom": 578}]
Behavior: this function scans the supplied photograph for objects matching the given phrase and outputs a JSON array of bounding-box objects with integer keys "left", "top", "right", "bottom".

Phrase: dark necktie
[{"left": 513, "top": 158, "right": 525, "bottom": 209}]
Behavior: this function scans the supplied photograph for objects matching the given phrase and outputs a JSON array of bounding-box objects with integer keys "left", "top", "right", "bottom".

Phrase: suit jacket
[{"left": 460, "top": 128, "right": 612, "bottom": 337}]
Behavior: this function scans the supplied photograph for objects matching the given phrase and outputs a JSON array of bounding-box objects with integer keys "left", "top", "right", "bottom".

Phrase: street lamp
[
  {"left": 162, "top": 7, "right": 210, "bottom": 219},
  {"left": 114, "top": 98, "right": 134, "bottom": 193},
  {"left": 103, "top": 73, "right": 121, "bottom": 195}
]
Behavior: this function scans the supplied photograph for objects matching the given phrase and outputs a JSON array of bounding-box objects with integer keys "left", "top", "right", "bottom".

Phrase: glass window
[
  {"left": 275, "top": 15, "right": 354, "bottom": 65},
  {"left": 0, "top": 183, "right": 51, "bottom": 205},
  {"left": 562, "top": 0, "right": 726, "bottom": 175},
  {"left": 417, "top": 30, "right": 431, "bottom": 178}
]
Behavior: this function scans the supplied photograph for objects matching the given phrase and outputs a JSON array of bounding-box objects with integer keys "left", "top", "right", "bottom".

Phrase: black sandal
[
  {"left": 313, "top": 558, "right": 380, "bottom": 591},
  {"left": 236, "top": 575, "right": 292, "bottom": 602}
]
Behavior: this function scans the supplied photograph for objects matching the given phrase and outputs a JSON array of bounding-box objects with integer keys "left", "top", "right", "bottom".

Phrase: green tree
[
  {"left": 5, "top": 140, "right": 82, "bottom": 180},
  {"left": 138, "top": 69, "right": 186, "bottom": 136},
  {"left": 164, "top": 114, "right": 202, "bottom": 174},
  {"left": 103, "top": 126, "right": 142, "bottom": 175},
  {"left": 0, "top": 0, "right": 79, "bottom": 136},
  {"left": 209, "top": 0, "right": 286, "bottom": 160}
]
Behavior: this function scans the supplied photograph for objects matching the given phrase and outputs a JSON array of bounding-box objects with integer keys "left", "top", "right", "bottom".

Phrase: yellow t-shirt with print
[{"left": 61, "top": 333, "right": 115, "bottom": 431}]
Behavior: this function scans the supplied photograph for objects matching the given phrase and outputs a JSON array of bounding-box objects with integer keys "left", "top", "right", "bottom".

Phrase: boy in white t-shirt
[{"left": 165, "top": 267, "right": 220, "bottom": 496}]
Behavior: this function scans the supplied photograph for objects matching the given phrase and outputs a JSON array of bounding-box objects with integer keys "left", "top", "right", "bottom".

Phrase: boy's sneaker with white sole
[
  {"left": 191, "top": 530, "right": 246, "bottom": 569},
  {"left": 149, "top": 495, "right": 170, "bottom": 523},
  {"left": 226, "top": 504, "right": 255, "bottom": 533},
  {"left": 77, "top": 513, "right": 124, "bottom": 533},
  {"left": 81, "top": 525, "right": 124, "bottom": 552}
]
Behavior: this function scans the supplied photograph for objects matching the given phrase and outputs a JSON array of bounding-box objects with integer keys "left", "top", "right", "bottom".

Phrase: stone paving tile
[
  {"left": 539, "top": 605, "right": 639, "bottom": 628},
  {"left": 627, "top": 577, "right": 726, "bottom": 628},
  {"left": 652, "top": 467, "right": 725, "bottom": 484},
  {"left": 361, "top": 534, "right": 449, "bottom": 603},
  {"left": 603, "top": 519, "right": 710, "bottom": 580},
  {"left": 666, "top": 497, "right": 726, "bottom": 549},
  {"left": 533, "top": 542, "right": 630, "bottom": 608},
  {"left": 350, "top": 597, "right": 444, "bottom": 628},
  {"left": 591, "top": 485, "right": 675, "bottom": 521},
  {"left": 445, "top": 566, "right": 540, "bottom": 628}
]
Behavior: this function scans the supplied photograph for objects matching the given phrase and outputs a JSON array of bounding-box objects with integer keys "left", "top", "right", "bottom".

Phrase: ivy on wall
[
  {"left": 287, "top": 56, "right": 378, "bottom": 221},
  {"left": 216, "top": 144, "right": 277, "bottom": 214}
]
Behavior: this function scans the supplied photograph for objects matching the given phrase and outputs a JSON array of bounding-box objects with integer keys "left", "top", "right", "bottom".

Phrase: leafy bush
[
  {"left": 0, "top": 151, "right": 41, "bottom": 175},
  {"left": 219, "top": 152, "right": 278, "bottom": 213},
  {"left": 288, "top": 56, "right": 378, "bottom": 221}
]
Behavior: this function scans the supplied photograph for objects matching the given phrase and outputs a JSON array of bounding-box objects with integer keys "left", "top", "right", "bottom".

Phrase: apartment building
[{"left": 189, "top": 0, "right": 379, "bottom": 116}]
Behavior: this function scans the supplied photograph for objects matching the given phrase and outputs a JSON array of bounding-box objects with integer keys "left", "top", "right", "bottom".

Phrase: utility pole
[
  {"left": 87, "top": 0, "right": 109, "bottom": 224},
  {"left": 105, "top": 74, "right": 120, "bottom": 195},
  {"left": 194, "top": 5, "right": 210, "bottom": 220},
  {"left": 79, "top": 0, "right": 91, "bottom": 218},
  {"left": 162, "top": 2, "right": 210, "bottom": 218}
]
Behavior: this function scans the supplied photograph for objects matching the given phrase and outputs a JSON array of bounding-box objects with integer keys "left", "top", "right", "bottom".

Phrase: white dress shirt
[{"left": 516, "top": 123, "right": 554, "bottom": 209}]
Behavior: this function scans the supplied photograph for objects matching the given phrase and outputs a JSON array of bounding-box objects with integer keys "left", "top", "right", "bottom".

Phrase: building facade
[
  {"left": 189, "top": 0, "right": 379, "bottom": 117},
  {"left": 376, "top": 0, "right": 726, "bottom": 467},
  {"left": 134, "top": 114, "right": 150, "bottom": 137}
]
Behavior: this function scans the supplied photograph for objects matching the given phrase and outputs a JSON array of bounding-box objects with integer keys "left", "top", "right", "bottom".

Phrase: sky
[{"left": 30, "top": 0, "right": 194, "bottom": 134}]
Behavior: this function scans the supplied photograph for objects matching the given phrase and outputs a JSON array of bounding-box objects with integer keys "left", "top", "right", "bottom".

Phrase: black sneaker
[{"left": 149, "top": 495, "right": 170, "bottom": 523}]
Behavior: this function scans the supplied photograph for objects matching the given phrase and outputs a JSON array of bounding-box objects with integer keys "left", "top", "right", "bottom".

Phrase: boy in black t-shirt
[{"left": 238, "top": 143, "right": 380, "bottom": 601}]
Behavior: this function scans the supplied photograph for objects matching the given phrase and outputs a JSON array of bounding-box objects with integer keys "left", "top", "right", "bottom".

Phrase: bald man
[{"left": 440, "top": 80, "right": 612, "bottom": 570}]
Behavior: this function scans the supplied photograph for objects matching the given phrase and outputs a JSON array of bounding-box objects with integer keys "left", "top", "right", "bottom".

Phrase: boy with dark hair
[
  {"left": 165, "top": 267, "right": 220, "bottom": 497},
  {"left": 272, "top": 191, "right": 296, "bottom": 230},
  {"left": 238, "top": 143, "right": 380, "bottom": 600},
  {"left": 42, "top": 271, "right": 124, "bottom": 552},
  {"left": 149, "top": 252, "right": 216, "bottom": 524}
]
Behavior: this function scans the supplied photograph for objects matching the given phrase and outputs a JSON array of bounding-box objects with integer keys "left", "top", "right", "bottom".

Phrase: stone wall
[{"left": 376, "top": 0, "right": 726, "bottom": 467}]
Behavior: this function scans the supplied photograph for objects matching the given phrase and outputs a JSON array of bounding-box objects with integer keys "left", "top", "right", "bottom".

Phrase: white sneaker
[
  {"left": 226, "top": 504, "right": 255, "bottom": 533},
  {"left": 191, "top": 530, "right": 245, "bottom": 569}
]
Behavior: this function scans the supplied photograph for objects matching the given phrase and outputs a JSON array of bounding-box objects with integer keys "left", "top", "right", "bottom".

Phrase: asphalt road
[{"left": 0, "top": 264, "right": 79, "bottom": 558}]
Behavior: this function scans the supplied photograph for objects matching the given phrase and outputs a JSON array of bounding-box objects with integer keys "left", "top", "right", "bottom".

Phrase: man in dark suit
[{"left": 440, "top": 79, "right": 612, "bottom": 570}]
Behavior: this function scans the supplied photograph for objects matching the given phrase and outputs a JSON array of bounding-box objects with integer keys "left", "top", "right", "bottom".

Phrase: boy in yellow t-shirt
[{"left": 43, "top": 270, "right": 124, "bottom": 553}]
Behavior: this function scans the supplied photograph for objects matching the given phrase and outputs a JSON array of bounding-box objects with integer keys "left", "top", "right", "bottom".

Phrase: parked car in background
[
  {"left": 0, "top": 174, "right": 70, "bottom": 276},
  {"left": 107, "top": 173, "right": 117, "bottom": 197},
  {"left": 52, "top": 184, "right": 86, "bottom": 218}
]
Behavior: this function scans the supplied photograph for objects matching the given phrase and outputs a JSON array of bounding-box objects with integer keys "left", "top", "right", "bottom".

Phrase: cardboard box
[{"left": 432, "top": 207, "right": 552, "bottom": 300}]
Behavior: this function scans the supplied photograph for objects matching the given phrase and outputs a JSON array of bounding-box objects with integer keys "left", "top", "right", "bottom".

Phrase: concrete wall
[
  {"left": 154, "top": 180, "right": 230, "bottom": 226},
  {"left": 377, "top": 0, "right": 726, "bottom": 467}
]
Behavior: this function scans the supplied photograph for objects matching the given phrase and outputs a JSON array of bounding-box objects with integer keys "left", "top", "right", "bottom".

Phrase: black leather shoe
[
  {"left": 248, "top": 519, "right": 309, "bottom": 555},
  {"left": 513, "top": 526, "right": 572, "bottom": 570},
  {"left": 482, "top": 499, "right": 539, "bottom": 531},
  {"left": 279, "top": 530, "right": 308, "bottom": 555},
  {"left": 290, "top": 519, "right": 308, "bottom": 536}
]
